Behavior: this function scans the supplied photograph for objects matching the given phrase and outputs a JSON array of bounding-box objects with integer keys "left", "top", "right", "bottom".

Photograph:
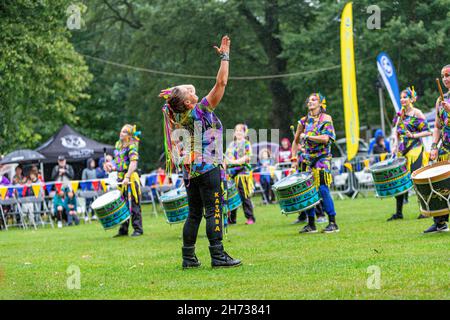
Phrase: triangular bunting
[
  {"left": 171, "top": 174, "right": 178, "bottom": 185},
  {"left": 32, "top": 184, "right": 41, "bottom": 198},
  {"left": 101, "top": 180, "right": 107, "bottom": 192},
  {"left": 16, "top": 187, "right": 23, "bottom": 198},
  {"left": 79, "top": 181, "right": 88, "bottom": 191},
  {"left": 55, "top": 182, "right": 62, "bottom": 193},
  {"left": 92, "top": 181, "right": 99, "bottom": 191},
  {"left": 363, "top": 159, "right": 370, "bottom": 169},
  {"left": 7, "top": 188, "right": 14, "bottom": 198},
  {"left": 0, "top": 187, "right": 7, "bottom": 200},
  {"left": 380, "top": 153, "right": 387, "bottom": 162},
  {"left": 158, "top": 174, "right": 166, "bottom": 186},
  {"left": 23, "top": 186, "right": 28, "bottom": 197},
  {"left": 253, "top": 173, "right": 261, "bottom": 183},
  {"left": 71, "top": 181, "right": 79, "bottom": 193}
]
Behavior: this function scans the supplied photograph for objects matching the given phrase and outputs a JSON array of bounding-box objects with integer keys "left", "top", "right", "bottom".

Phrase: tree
[{"left": 0, "top": 0, "right": 92, "bottom": 153}]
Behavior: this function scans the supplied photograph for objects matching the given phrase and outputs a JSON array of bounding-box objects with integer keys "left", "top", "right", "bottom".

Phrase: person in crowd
[
  {"left": 13, "top": 165, "right": 27, "bottom": 185},
  {"left": 96, "top": 156, "right": 111, "bottom": 179},
  {"left": 104, "top": 124, "right": 143, "bottom": 237},
  {"left": 65, "top": 190, "right": 80, "bottom": 226},
  {"left": 226, "top": 123, "right": 256, "bottom": 225},
  {"left": 368, "top": 129, "right": 391, "bottom": 155},
  {"left": 388, "top": 87, "right": 431, "bottom": 222},
  {"left": 53, "top": 190, "right": 67, "bottom": 228},
  {"left": 1, "top": 173, "right": 10, "bottom": 186},
  {"left": 426, "top": 64, "right": 450, "bottom": 233},
  {"left": 372, "top": 135, "right": 388, "bottom": 155},
  {"left": 278, "top": 138, "right": 292, "bottom": 163},
  {"left": 259, "top": 148, "right": 275, "bottom": 204},
  {"left": 291, "top": 93, "right": 339, "bottom": 233},
  {"left": 82, "top": 158, "right": 98, "bottom": 222},
  {"left": 159, "top": 35, "right": 241, "bottom": 268},
  {"left": 51, "top": 156, "right": 74, "bottom": 182}
]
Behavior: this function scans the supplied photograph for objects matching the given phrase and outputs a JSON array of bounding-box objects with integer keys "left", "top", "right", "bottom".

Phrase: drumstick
[
  {"left": 127, "top": 185, "right": 132, "bottom": 213},
  {"left": 436, "top": 78, "right": 445, "bottom": 103},
  {"left": 290, "top": 125, "right": 296, "bottom": 137}
]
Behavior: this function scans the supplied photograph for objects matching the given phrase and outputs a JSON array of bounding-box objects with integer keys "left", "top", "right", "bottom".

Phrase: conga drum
[
  {"left": 272, "top": 172, "right": 320, "bottom": 215},
  {"left": 369, "top": 157, "right": 413, "bottom": 198},
  {"left": 411, "top": 161, "right": 450, "bottom": 217},
  {"left": 91, "top": 190, "right": 131, "bottom": 230},
  {"left": 160, "top": 188, "right": 189, "bottom": 224}
]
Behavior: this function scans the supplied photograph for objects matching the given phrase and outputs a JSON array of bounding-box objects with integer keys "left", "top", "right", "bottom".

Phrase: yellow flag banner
[
  {"left": 32, "top": 184, "right": 41, "bottom": 198},
  {"left": 380, "top": 153, "right": 387, "bottom": 162},
  {"left": 0, "top": 187, "right": 7, "bottom": 200},
  {"left": 340, "top": 2, "right": 360, "bottom": 161},
  {"left": 71, "top": 181, "right": 79, "bottom": 193}
]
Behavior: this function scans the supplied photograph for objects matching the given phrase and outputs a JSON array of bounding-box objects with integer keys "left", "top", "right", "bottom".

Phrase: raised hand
[{"left": 214, "top": 35, "right": 230, "bottom": 55}]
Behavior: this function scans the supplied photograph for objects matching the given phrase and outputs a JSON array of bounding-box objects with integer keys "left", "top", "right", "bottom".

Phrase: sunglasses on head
[{"left": 441, "top": 70, "right": 450, "bottom": 78}]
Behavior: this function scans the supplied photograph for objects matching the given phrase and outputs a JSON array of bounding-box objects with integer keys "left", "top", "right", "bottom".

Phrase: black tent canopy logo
[{"left": 61, "top": 135, "right": 87, "bottom": 149}]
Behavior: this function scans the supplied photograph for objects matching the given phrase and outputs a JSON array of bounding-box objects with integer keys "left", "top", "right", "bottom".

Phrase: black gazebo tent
[{"left": 36, "top": 125, "right": 114, "bottom": 179}]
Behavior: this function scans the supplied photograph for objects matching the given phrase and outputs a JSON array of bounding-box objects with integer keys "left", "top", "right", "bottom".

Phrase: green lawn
[{"left": 0, "top": 195, "right": 448, "bottom": 300}]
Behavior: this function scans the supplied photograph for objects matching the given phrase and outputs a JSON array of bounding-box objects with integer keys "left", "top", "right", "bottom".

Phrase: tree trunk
[{"left": 238, "top": 0, "right": 293, "bottom": 139}]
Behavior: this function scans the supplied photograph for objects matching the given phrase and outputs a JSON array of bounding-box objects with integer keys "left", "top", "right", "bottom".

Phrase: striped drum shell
[
  {"left": 272, "top": 172, "right": 320, "bottom": 215},
  {"left": 91, "top": 190, "right": 130, "bottom": 230}
]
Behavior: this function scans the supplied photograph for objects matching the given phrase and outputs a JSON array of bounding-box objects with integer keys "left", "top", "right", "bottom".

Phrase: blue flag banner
[{"left": 377, "top": 52, "right": 401, "bottom": 112}]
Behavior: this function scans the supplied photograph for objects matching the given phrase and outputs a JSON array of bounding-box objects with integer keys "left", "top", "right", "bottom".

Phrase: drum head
[
  {"left": 273, "top": 172, "right": 311, "bottom": 190},
  {"left": 412, "top": 161, "right": 450, "bottom": 182},
  {"left": 161, "top": 188, "right": 186, "bottom": 202},
  {"left": 370, "top": 157, "right": 405, "bottom": 173},
  {"left": 91, "top": 190, "right": 121, "bottom": 209}
]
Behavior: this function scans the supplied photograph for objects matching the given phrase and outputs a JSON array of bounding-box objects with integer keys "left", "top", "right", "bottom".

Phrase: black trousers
[
  {"left": 230, "top": 178, "right": 255, "bottom": 222},
  {"left": 119, "top": 181, "right": 143, "bottom": 234},
  {"left": 183, "top": 167, "right": 223, "bottom": 247},
  {"left": 260, "top": 176, "right": 274, "bottom": 203},
  {"left": 434, "top": 214, "right": 449, "bottom": 224}
]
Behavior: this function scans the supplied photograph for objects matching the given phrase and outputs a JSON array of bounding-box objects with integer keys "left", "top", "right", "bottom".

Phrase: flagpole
[{"left": 377, "top": 78, "right": 386, "bottom": 136}]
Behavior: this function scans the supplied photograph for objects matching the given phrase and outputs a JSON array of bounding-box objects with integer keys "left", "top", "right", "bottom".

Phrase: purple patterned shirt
[
  {"left": 436, "top": 92, "right": 450, "bottom": 155},
  {"left": 299, "top": 113, "right": 336, "bottom": 172}
]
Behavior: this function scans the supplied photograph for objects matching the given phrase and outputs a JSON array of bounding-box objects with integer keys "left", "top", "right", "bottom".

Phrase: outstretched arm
[{"left": 205, "top": 36, "right": 230, "bottom": 109}]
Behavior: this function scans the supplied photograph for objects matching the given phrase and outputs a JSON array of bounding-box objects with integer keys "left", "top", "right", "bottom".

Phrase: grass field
[{"left": 0, "top": 195, "right": 449, "bottom": 300}]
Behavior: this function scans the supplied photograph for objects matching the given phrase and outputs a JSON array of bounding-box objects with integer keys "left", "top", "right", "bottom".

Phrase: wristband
[
  {"left": 220, "top": 52, "right": 230, "bottom": 61},
  {"left": 431, "top": 143, "right": 438, "bottom": 150}
]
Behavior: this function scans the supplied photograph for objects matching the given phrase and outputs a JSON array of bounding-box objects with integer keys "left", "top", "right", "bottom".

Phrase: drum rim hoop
[
  {"left": 369, "top": 157, "right": 406, "bottom": 173},
  {"left": 411, "top": 160, "right": 450, "bottom": 184},
  {"left": 272, "top": 172, "right": 313, "bottom": 190},
  {"left": 91, "top": 190, "right": 122, "bottom": 210}
]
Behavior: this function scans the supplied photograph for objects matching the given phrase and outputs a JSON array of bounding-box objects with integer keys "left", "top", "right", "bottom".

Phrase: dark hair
[{"left": 167, "top": 87, "right": 188, "bottom": 113}]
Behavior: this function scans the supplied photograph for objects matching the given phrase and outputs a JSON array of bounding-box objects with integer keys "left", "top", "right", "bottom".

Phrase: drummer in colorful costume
[
  {"left": 291, "top": 93, "right": 338, "bottom": 233},
  {"left": 105, "top": 124, "right": 143, "bottom": 237},
  {"left": 160, "top": 36, "right": 241, "bottom": 268},
  {"left": 225, "top": 124, "right": 256, "bottom": 225},
  {"left": 389, "top": 87, "right": 432, "bottom": 221},
  {"left": 427, "top": 65, "right": 450, "bottom": 233}
]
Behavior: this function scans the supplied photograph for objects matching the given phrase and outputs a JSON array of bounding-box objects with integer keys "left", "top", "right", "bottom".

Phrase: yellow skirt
[
  {"left": 311, "top": 168, "right": 333, "bottom": 188},
  {"left": 233, "top": 173, "right": 254, "bottom": 199},
  {"left": 118, "top": 172, "right": 141, "bottom": 203},
  {"left": 398, "top": 146, "right": 427, "bottom": 172}
]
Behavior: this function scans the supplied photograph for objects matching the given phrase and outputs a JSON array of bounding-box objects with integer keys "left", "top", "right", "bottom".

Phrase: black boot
[
  {"left": 209, "top": 244, "right": 242, "bottom": 268},
  {"left": 182, "top": 246, "right": 201, "bottom": 269}
]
